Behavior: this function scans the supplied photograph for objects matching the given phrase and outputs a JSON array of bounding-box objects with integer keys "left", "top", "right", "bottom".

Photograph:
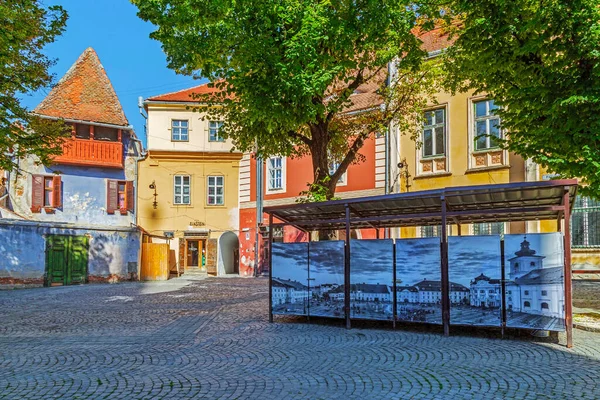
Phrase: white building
[
  {"left": 351, "top": 283, "right": 391, "bottom": 302},
  {"left": 470, "top": 274, "right": 502, "bottom": 308}
]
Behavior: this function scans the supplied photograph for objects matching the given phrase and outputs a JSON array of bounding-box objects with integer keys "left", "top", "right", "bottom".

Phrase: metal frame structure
[{"left": 265, "top": 180, "right": 578, "bottom": 348}]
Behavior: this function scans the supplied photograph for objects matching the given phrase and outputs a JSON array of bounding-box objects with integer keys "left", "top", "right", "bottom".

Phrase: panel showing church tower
[{"left": 504, "top": 233, "right": 565, "bottom": 331}]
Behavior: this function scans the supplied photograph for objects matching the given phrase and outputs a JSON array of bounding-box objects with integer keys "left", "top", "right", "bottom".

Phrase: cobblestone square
[{"left": 1, "top": 277, "right": 600, "bottom": 399}]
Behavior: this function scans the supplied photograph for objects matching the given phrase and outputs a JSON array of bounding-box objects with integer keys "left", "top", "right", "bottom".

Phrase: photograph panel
[
  {"left": 504, "top": 233, "right": 565, "bottom": 331},
  {"left": 349, "top": 239, "right": 394, "bottom": 321},
  {"left": 271, "top": 242, "right": 309, "bottom": 316},
  {"left": 448, "top": 235, "right": 502, "bottom": 327},
  {"left": 395, "top": 237, "right": 443, "bottom": 324},
  {"left": 309, "top": 240, "right": 345, "bottom": 319}
]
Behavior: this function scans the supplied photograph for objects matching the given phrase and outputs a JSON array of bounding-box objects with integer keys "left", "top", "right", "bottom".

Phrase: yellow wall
[{"left": 137, "top": 152, "right": 242, "bottom": 237}]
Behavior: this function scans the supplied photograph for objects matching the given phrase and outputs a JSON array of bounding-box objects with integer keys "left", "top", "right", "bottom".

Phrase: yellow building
[
  {"left": 138, "top": 84, "right": 243, "bottom": 276},
  {"left": 393, "top": 29, "right": 600, "bottom": 272}
]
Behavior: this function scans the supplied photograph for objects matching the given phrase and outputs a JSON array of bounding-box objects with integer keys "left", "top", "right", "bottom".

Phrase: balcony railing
[{"left": 53, "top": 138, "right": 124, "bottom": 168}]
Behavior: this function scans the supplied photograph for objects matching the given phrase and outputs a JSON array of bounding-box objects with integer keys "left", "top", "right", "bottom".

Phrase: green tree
[
  {"left": 133, "top": 0, "right": 441, "bottom": 199},
  {"left": 0, "top": 0, "right": 70, "bottom": 171},
  {"left": 438, "top": 0, "right": 600, "bottom": 197}
]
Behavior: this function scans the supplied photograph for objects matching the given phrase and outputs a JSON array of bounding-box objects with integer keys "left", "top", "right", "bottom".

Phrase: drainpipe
[{"left": 255, "top": 155, "right": 264, "bottom": 276}]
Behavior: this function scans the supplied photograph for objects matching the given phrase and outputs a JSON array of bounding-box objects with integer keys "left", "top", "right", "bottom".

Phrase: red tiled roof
[
  {"left": 34, "top": 48, "right": 129, "bottom": 127},
  {"left": 417, "top": 26, "right": 455, "bottom": 53},
  {"left": 146, "top": 81, "right": 224, "bottom": 102}
]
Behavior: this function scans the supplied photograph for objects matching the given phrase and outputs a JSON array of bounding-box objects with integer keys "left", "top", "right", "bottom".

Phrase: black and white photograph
[
  {"left": 349, "top": 240, "right": 394, "bottom": 320},
  {"left": 504, "top": 233, "right": 565, "bottom": 331},
  {"left": 271, "top": 242, "right": 310, "bottom": 316},
  {"left": 395, "top": 237, "right": 443, "bottom": 324},
  {"left": 448, "top": 235, "right": 502, "bottom": 327},
  {"left": 309, "top": 241, "right": 346, "bottom": 319}
]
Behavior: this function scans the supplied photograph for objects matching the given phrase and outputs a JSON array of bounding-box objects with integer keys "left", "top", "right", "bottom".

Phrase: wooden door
[
  {"left": 206, "top": 239, "right": 218, "bottom": 275},
  {"left": 46, "top": 235, "right": 88, "bottom": 286}
]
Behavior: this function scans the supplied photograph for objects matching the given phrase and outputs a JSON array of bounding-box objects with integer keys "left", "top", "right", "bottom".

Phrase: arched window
[
  {"left": 530, "top": 261, "right": 536, "bottom": 267},
  {"left": 514, "top": 263, "right": 519, "bottom": 268},
  {"left": 541, "top": 302, "right": 549, "bottom": 310},
  {"left": 524, "top": 301, "right": 531, "bottom": 308}
]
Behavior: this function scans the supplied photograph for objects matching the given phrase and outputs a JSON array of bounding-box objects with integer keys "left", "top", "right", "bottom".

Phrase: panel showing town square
[
  {"left": 395, "top": 237, "right": 443, "bottom": 324},
  {"left": 448, "top": 236, "right": 502, "bottom": 327},
  {"left": 309, "top": 241, "right": 346, "bottom": 319},
  {"left": 504, "top": 233, "right": 565, "bottom": 331},
  {"left": 271, "top": 242, "right": 309, "bottom": 316},
  {"left": 349, "top": 240, "right": 394, "bottom": 320}
]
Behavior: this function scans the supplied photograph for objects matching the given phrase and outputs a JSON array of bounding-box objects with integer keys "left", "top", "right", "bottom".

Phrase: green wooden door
[{"left": 46, "top": 235, "right": 89, "bottom": 286}]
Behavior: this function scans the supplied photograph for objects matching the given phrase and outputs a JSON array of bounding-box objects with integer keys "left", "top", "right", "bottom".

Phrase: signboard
[
  {"left": 271, "top": 242, "right": 309, "bottom": 316},
  {"left": 309, "top": 241, "right": 345, "bottom": 319}
]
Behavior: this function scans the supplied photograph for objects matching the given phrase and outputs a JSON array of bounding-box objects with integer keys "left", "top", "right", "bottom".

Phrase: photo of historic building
[
  {"left": 271, "top": 242, "right": 310, "bottom": 316},
  {"left": 308, "top": 241, "right": 346, "bottom": 318},
  {"left": 349, "top": 240, "right": 394, "bottom": 320},
  {"left": 448, "top": 236, "right": 503, "bottom": 327},
  {"left": 504, "top": 234, "right": 565, "bottom": 331}
]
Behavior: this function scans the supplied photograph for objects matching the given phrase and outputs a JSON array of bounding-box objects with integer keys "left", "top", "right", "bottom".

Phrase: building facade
[
  {"left": 0, "top": 48, "right": 141, "bottom": 286},
  {"left": 137, "top": 84, "right": 243, "bottom": 276}
]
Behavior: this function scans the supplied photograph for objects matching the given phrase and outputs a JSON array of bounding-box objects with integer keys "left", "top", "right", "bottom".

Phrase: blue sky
[{"left": 19, "top": 0, "right": 203, "bottom": 147}]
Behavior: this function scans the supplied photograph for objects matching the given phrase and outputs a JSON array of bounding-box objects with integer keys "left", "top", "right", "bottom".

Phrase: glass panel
[
  {"left": 208, "top": 187, "right": 215, "bottom": 195},
  {"left": 45, "top": 178, "right": 53, "bottom": 189},
  {"left": 475, "top": 101, "right": 487, "bottom": 117},
  {"left": 44, "top": 190, "right": 52, "bottom": 206},
  {"left": 435, "top": 126, "right": 445, "bottom": 155},
  {"left": 216, "top": 176, "right": 223, "bottom": 185},
  {"left": 208, "top": 177, "right": 214, "bottom": 185},
  {"left": 183, "top": 195, "right": 190, "bottom": 204},
  {"left": 183, "top": 186, "right": 190, "bottom": 195},
  {"left": 183, "top": 176, "right": 190, "bottom": 184},
  {"left": 175, "top": 195, "right": 181, "bottom": 204},
  {"left": 175, "top": 176, "right": 181, "bottom": 185},
  {"left": 216, "top": 195, "right": 224, "bottom": 205},
  {"left": 181, "top": 121, "right": 188, "bottom": 127},
  {"left": 216, "top": 187, "right": 223, "bottom": 195},
  {"left": 118, "top": 183, "right": 126, "bottom": 192},
  {"left": 423, "top": 129, "right": 433, "bottom": 156},
  {"left": 175, "top": 186, "right": 181, "bottom": 195},
  {"left": 488, "top": 100, "right": 498, "bottom": 113},
  {"left": 208, "top": 196, "right": 215, "bottom": 204},
  {"left": 435, "top": 109, "right": 444, "bottom": 124},
  {"left": 424, "top": 111, "right": 433, "bottom": 126},
  {"left": 475, "top": 121, "right": 488, "bottom": 150}
]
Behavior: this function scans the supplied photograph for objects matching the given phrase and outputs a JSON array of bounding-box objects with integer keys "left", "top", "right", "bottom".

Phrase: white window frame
[
  {"left": 266, "top": 157, "right": 286, "bottom": 193},
  {"left": 329, "top": 160, "right": 347, "bottom": 186},
  {"left": 207, "top": 175, "right": 224, "bottom": 206},
  {"left": 208, "top": 121, "right": 224, "bottom": 142},
  {"left": 472, "top": 99, "right": 501, "bottom": 151},
  {"left": 173, "top": 175, "right": 191, "bottom": 205},
  {"left": 422, "top": 107, "right": 446, "bottom": 158},
  {"left": 171, "top": 120, "right": 189, "bottom": 142}
]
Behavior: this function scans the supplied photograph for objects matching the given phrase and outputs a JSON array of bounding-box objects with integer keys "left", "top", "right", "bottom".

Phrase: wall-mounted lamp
[{"left": 149, "top": 180, "right": 158, "bottom": 209}]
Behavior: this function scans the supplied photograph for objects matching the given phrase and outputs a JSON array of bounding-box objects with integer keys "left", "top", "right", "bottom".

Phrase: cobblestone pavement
[{"left": 1, "top": 278, "right": 600, "bottom": 399}]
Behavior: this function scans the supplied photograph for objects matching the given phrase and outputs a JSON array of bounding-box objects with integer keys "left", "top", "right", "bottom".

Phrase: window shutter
[
  {"left": 31, "top": 175, "right": 44, "bottom": 213},
  {"left": 52, "top": 176, "right": 62, "bottom": 208},
  {"left": 106, "top": 180, "right": 118, "bottom": 214},
  {"left": 126, "top": 181, "right": 134, "bottom": 212}
]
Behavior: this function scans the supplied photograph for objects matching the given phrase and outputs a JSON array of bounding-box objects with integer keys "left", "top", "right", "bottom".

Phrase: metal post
[
  {"left": 441, "top": 197, "right": 450, "bottom": 336},
  {"left": 344, "top": 204, "right": 351, "bottom": 329},
  {"left": 307, "top": 241, "right": 311, "bottom": 323},
  {"left": 500, "top": 239, "right": 506, "bottom": 338},
  {"left": 457, "top": 224, "right": 462, "bottom": 236},
  {"left": 268, "top": 213, "right": 274, "bottom": 323},
  {"left": 376, "top": 228, "right": 380, "bottom": 239},
  {"left": 392, "top": 241, "right": 397, "bottom": 329},
  {"left": 563, "top": 190, "right": 573, "bottom": 348}
]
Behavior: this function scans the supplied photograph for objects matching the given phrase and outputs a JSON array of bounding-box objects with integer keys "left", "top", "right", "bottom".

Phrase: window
[
  {"left": 207, "top": 176, "right": 224, "bottom": 205},
  {"left": 267, "top": 157, "right": 284, "bottom": 191},
  {"left": 75, "top": 124, "right": 90, "bottom": 139},
  {"left": 524, "top": 301, "right": 531, "bottom": 308},
  {"left": 524, "top": 290, "right": 529, "bottom": 296},
  {"left": 31, "top": 175, "right": 61, "bottom": 212},
  {"left": 423, "top": 108, "right": 446, "bottom": 157},
  {"left": 95, "top": 126, "right": 118, "bottom": 141},
  {"left": 209, "top": 121, "right": 224, "bottom": 142},
  {"left": 171, "top": 120, "right": 189, "bottom": 141},
  {"left": 541, "top": 302, "right": 549, "bottom": 310},
  {"left": 174, "top": 175, "right": 191, "bottom": 205},
  {"left": 473, "top": 222, "right": 504, "bottom": 235},
  {"left": 329, "top": 160, "right": 347, "bottom": 185},
  {"left": 107, "top": 180, "right": 133, "bottom": 214},
  {"left": 420, "top": 226, "right": 440, "bottom": 238},
  {"left": 473, "top": 99, "right": 501, "bottom": 151},
  {"left": 530, "top": 261, "right": 536, "bottom": 267},
  {"left": 541, "top": 290, "right": 548, "bottom": 296},
  {"left": 572, "top": 196, "right": 600, "bottom": 247}
]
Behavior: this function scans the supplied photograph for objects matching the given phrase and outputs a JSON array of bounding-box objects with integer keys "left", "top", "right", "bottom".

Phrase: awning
[{"left": 263, "top": 179, "right": 578, "bottom": 230}]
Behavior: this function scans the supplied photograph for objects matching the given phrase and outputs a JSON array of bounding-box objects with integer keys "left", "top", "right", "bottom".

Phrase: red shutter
[
  {"left": 107, "top": 180, "right": 118, "bottom": 214},
  {"left": 31, "top": 175, "right": 44, "bottom": 213},
  {"left": 126, "top": 181, "right": 134, "bottom": 212},
  {"left": 52, "top": 176, "right": 61, "bottom": 208}
]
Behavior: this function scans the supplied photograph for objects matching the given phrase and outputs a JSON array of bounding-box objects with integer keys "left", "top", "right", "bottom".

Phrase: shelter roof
[
  {"left": 264, "top": 180, "right": 578, "bottom": 230},
  {"left": 34, "top": 48, "right": 129, "bottom": 127}
]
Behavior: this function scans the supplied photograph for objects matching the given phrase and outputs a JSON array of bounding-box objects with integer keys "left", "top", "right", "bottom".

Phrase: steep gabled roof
[{"left": 34, "top": 48, "right": 129, "bottom": 127}]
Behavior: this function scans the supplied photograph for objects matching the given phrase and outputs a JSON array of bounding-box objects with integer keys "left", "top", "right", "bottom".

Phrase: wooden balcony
[{"left": 53, "top": 138, "right": 124, "bottom": 168}]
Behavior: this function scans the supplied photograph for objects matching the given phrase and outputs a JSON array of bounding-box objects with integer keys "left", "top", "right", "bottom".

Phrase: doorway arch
[{"left": 218, "top": 231, "right": 239, "bottom": 275}]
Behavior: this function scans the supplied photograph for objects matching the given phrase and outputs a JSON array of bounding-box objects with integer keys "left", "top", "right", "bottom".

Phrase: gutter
[{"left": 31, "top": 113, "right": 133, "bottom": 132}]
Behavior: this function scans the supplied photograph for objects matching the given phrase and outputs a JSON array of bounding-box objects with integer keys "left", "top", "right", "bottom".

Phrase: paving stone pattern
[{"left": 1, "top": 278, "right": 600, "bottom": 399}]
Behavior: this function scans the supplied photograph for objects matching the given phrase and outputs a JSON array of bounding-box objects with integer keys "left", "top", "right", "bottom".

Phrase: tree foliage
[
  {"left": 0, "top": 0, "right": 70, "bottom": 171},
  {"left": 437, "top": 0, "right": 600, "bottom": 197},
  {"left": 133, "top": 0, "right": 441, "bottom": 199}
]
